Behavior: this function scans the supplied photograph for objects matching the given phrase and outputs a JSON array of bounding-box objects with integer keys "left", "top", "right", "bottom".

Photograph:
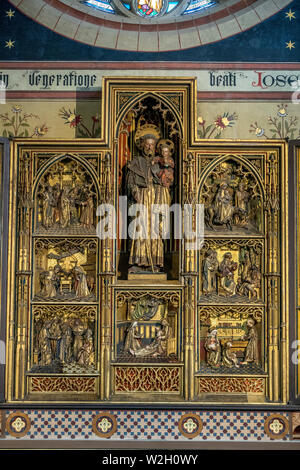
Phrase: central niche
[{"left": 117, "top": 95, "right": 182, "bottom": 280}]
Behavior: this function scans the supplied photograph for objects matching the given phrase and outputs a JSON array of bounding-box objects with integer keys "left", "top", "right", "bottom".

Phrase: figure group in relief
[
  {"left": 38, "top": 258, "right": 94, "bottom": 301},
  {"left": 124, "top": 319, "right": 172, "bottom": 358},
  {"left": 202, "top": 248, "right": 261, "bottom": 301},
  {"left": 203, "top": 162, "right": 261, "bottom": 234},
  {"left": 36, "top": 317, "right": 94, "bottom": 370},
  {"left": 204, "top": 318, "right": 260, "bottom": 369},
  {"left": 40, "top": 181, "right": 96, "bottom": 231}
]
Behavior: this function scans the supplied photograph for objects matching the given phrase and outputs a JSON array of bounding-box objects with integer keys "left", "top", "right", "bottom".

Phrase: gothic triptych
[{"left": 2, "top": 78, "right": 290, "bottom": 404}]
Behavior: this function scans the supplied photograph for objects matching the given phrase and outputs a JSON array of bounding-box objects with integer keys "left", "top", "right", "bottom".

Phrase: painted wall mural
[
  {"left": 59, "top": 107, "right": 101, "bottom": 138},
  {"left": 249, "top": 103, "right": 300, "bottom": 140},
  {"left": 0, "top": 105, "right": 48, "bottom": 138},
  {"left": 197, "top": 112, "right": 238, "bottom": 139},
  {"left": 1, "top": 100, "right": 300, "bottom": 141}
]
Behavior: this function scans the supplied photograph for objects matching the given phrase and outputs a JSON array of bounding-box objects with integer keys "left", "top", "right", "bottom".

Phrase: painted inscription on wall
[{"left": 0, "top": 69, "right": 299, "bottom": 92}]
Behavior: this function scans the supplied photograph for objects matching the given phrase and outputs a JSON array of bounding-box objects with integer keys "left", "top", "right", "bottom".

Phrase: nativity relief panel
[
  {"left": 114, "top": 291, "right": 180, "bottom": 362},
  {"left": 4, "top": 78, "right": 289, "bottom": 404}
]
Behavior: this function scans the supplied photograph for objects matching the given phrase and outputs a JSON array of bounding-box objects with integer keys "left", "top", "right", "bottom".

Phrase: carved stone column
[
  {"left": 15, "top": 152, "right": 33, "bottom": 399},
  {"left": 99, "top": 152, "right": 114, "bottom": 400},
  {"left": 265, "top": 152, "right": 281, "bottom": 402},
  {"left": 182, "top": 152, "right": 197, "bottom": 400}
]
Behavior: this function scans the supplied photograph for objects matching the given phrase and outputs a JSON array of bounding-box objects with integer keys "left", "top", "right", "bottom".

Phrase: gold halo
[
  {"left": 157, "top": 138, "right": 175, "bottom": 155},
  {"left": 134, "top": 123, "right": 162, "bottom": 150}
]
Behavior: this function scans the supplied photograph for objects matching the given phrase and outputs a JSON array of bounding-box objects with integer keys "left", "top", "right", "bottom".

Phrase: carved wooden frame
[{"left": 3, "top": 78, "right": 289, "bottom": 405}]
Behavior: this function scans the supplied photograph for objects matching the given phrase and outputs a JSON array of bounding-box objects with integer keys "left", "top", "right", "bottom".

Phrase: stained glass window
[
  {"left": 122, "top": 1, "right": 131, "bottom": 10},
  {"left": 167, "top": 1, "right": 179, "bottom": 13},
  {"left": 80, "top": 0, "right": 115, "bottom": 14},
  {"left": 183, "top": 0, "right": 216, "bottom": 15},
  {"left": 81, "top": 0, "right": 217, "bottom": 18},
  {"left": 136, "top": 0, "right": 164, "bottom": 17}
]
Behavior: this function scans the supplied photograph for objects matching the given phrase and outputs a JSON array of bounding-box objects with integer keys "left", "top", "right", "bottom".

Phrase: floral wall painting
[
  {"left": 0, "top": 105, "right": 48, "bottom": 138},
  {"left": 197, "top": 112, "right": 238, "bottom": 139},
  {"left": 249, "top": 104, "right": 300, "bottom": 140},
  {"left": 59, "top": 107, "right": 101, "bottom": 138},
  {"left": 1, "top": 101, "right": 300, "bottom": 141}
]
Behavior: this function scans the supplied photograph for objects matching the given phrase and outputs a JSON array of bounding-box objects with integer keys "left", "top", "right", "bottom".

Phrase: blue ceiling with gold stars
[{"left": 0, "top": 0, "right": 299, "bottom": 61}]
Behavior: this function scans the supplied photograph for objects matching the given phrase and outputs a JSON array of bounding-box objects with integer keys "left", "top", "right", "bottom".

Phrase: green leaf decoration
[
  {"left": 77, "top": 128, "right": 88, "bottom": 138},
  {"left": 285, "top": 120, "right": 289, "bottom": 133},
  {"left": 278, "top": 121, "right": 282, "bottom": 136}
]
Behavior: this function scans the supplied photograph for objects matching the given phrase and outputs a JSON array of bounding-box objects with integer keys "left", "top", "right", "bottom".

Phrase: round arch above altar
[{"left": 7, "top": 0, "right": 291, "bottom": 52}]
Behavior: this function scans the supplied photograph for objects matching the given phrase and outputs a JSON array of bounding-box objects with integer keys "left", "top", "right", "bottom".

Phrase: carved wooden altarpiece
[{"left": 3, "top": 78, "right": 289, "bottom": 405}]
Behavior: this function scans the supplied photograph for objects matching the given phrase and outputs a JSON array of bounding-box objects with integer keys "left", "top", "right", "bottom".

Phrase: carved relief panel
[
  {"left": 6, "top": 144, "right": 105, "bottom": 400},
  {"left": 195, "top": 145, "right": 288, "bottom": 403}
]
